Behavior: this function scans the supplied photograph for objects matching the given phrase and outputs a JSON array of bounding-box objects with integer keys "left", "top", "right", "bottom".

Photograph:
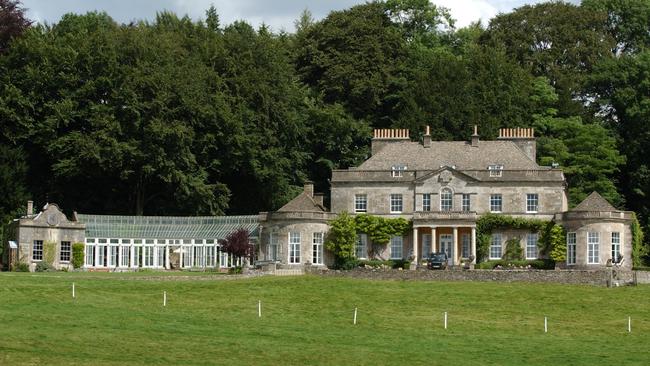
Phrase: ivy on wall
[
  {"left": 476, "top": 214, "right": 564, "bottom": 263},
  {"left": 631, "top": 214, "right": 647, "bottom": 267},
  {"left": 43, "top": 241, "right": 57, "bottom": 265},
  {"left": 325, "top": 213, "right": 411, "bottom": 266},
  {"left": 354, "top": 214, "right": 410, "bottom": 246}
]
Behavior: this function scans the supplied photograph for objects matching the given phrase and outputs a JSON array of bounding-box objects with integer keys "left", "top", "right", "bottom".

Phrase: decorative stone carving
[{"left": 439, "top": 170, "right": 453, "bottom": 183}]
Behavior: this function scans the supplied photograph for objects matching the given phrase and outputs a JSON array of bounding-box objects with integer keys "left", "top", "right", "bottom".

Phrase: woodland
[{"left": 0, "top": 0, "right": 649, "bottom": 241}]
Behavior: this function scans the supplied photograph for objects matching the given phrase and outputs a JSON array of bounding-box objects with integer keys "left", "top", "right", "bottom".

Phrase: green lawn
[{"left": 1, "top": 273, "right": 649, "bottom": 365}]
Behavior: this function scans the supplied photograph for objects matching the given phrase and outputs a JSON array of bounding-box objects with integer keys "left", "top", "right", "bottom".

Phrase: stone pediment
[
  {"left": 414, "top": 167, "right": 477, "bottom": 185},
  {"left": 32, "top": 203, "right": 75, "bottom": 227}
]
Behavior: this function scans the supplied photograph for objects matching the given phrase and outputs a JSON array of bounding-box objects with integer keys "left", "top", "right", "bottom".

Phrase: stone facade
[{"left": 9, "top": 202, "right": 85, "bottom": 271}]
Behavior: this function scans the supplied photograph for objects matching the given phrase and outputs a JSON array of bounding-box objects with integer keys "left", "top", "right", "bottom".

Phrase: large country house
[{"left": 4, "top": 127, "right": 635, "bottom": 271}]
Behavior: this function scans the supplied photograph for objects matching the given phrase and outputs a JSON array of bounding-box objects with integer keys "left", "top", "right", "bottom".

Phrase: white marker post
[
  {"left": 258, "top": 300, "right": 262, "bottom": 318},
  {"left": 444, "top": 312, "right": 448, "bottom": 330},
  {"left": 628, "top": 316, "right": 631, "bottom": 333},
  {"left": 353, "top": 307, "right": 358, "bottom": 325},
  {"left": 72, "top": 283, "right": 75, "bottom": 299},
  {"left": 163, "top": 291, "right": 167, "bottom": 307},
  {"left": 544, "top": 317, "right": 548, "bottom": 333}
]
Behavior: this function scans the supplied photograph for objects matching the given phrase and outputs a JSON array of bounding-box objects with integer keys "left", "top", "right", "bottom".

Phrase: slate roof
[
  {"left": 571, "top": 192, "right": 618, "bottom": 212},
  {"left": 359, "top": 140, "right": 539, "bottom": 171},
  {"left": 277, "top": 193, "right": 326, "bottom": 212},
  {"left": 77, "top": 214, "right": 259, "bottom": 240}
]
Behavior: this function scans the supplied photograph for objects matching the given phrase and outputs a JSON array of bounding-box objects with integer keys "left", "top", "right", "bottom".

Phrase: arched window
[{"left": 440, "top": 188, "right": 453, "bottom": 211}]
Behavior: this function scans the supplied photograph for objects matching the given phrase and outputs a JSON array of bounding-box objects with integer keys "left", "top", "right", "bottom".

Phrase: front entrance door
[{"left": 439, "top": 234, "right": 453, "bottom": 266}]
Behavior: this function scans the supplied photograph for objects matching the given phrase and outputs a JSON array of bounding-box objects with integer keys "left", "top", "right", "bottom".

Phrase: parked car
[{"left": 427, "top": 252, "right": 448, "bottom": 270}]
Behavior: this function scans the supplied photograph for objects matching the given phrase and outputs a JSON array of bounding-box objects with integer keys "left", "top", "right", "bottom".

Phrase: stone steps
[{"left": 274, "top": 269, "right": 304, "bottom": 276}]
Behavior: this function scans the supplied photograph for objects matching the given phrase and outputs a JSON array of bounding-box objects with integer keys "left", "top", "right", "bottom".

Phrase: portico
[{"left": 412, "top": 211, "right": 477, "bottom": 267}]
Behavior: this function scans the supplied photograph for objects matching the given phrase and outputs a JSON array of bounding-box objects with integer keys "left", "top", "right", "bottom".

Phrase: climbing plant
[
  {"left": 72, "top": 242, "right": 85, "bottom": 269},
  {"left": 476, "top": 214, "right": 548, "bottom": 262},
  {"left": 631, "top": 214, "right": 647, "bottom": 267},
  {"left": 354, "top": 214, "right": 411, "bottom": 246},
  {"left": 325, "top": 212, "right": 358, "bottom": 263},
  {"left": 43, "top": 241, "right": 56, "bottom": 266},
  {"left": 503, "top": 238, "right": 524, "bottom": 261},
  {"left": 543, "top": 223, "right": 566, "bottom": 262}
]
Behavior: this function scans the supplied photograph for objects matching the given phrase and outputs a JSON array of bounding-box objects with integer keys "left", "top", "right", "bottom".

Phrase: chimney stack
[
  {"left": 423, "top": 125, "right": 431, "bottom": 148},
  {"left": 371, "top": 129, "right": 411, "bottom": 155},
  {"left": 27, "top": 200, "right": 33, "bottom": 216},
  {"left": 471, "top": 125, "right": 479, "bottom": 147},
  {"left": 497, "top": 127, "right": 536, "bottom": 161},
  {"left": 304, "top": 181, "right": 314, "bottom": 198},
  {"left": 313, "top": 193, "right": 324, "bottom": 206}
]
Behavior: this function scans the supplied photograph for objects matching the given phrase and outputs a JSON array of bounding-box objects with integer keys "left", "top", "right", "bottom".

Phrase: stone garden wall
[{"left": 314, "top": 267, "right": 650, "bottom": 286}]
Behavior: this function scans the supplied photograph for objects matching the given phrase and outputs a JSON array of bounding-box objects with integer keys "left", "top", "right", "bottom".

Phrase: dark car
[{"left": 426, "top": 252, "right": 448, "bottom": 270}]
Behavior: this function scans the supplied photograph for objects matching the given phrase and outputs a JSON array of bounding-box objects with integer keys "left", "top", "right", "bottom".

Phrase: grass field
[{"left": 1, "top": 273, "right": 649, "bottom": 365}]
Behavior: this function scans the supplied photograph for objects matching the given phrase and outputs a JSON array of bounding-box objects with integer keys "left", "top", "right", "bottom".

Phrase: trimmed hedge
[
  {"left": 476, "top": 259, "right": 555, "bottom": 270},
  {"left": 72, "top": 242, "right": 85, "bottom": 269}
]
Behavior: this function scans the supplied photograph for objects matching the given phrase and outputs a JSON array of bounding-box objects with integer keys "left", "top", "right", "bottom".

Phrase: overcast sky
[{"left": 22, "top": 0, "right": 581, "bottom": 31}]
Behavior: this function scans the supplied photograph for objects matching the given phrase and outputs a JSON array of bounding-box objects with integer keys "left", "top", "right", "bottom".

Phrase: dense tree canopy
[{"left": 0, "top": 0, "right": 649, "bottom": 250}]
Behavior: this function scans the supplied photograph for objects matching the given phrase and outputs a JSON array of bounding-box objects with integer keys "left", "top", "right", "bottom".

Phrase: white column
[
  {"left": 165, "top": 245, "right": 170, "bottom": 269},
  {"left": 432, "top": 227, "right": 437, "bottom": 253},
  {"left": 130, "top": 245, "right": 135, "bottom": 269},
  {"left": 453, "top": 227, "right": 458, "bottom": 265},
  {"left": 471, "top": 227, "right": 477, "bottom": 264},
  {"left": 180, "top": 246, "right": 184, "bottom": 269},
  {"left": 412, "top": 227, "right": 419, "bottom": 267}
]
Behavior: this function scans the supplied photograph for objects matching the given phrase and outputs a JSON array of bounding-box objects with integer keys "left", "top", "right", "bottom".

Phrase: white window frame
[
  {"left": 422, "top": 193, "right": 431, "bottom": 211},
  {"left": 526, "top": 193, "right": 539, "bottom": 213},
  {"left": 391, "top": 164, "right": 407, "bottom": 177},
  {"left": 611, "top": 232, "right": 621, "bottom": 263},
  {"left": 312, "top": 232, "right": 324, "bottom": 265},
  {"left": 488, "top": 164, "right": 503, "bottom": 177},
  {"left": 526, "top": 233, "right": 538, "bottom": 259},
  {"left": 440, "top": 188, "right": 453, "bottom": 211},
  {"left": 390, "top": 236, "right": 403, "bottom": 259},
  {"left": 60, "top": 241, "right": 71, "bottom": 262},
  {"left": 390, "top": 194, "right": 403, "bottom": 213},
  {"left": 33, "top": 240, "right": 43, "bottom": 261},
  {"left": 355, "top": 194, "right": 367, "bottom": 213},
  {"left": 462, "top": 194, "right": 470, "bottom": 212},
  {"left": 588, "top": 232, "right": 600, "bottom": 264},
  {"left": 289, "top": 232, "right": 301, "bottom": 264},
  {"left": 490, "top": 233, "right": 502, "bottom": 260},
  {"left": 356, "top": 233, "right": 367, "bottom": 259},
  {"left": 567, "top": 232, "right": 576, "bottom": 265},
  {"left": 490, "top": 194, "right": 502, "bottom": 213}
]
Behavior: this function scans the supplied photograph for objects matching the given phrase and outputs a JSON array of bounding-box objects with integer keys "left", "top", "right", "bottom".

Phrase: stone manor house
[{"left": 3, "top": 127, "right": 635, "bottom": 271}]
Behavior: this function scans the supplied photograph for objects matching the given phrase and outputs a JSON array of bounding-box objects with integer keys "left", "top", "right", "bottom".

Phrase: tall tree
[
  {"left": 0, "top": 0, "right": 31, "bottom": 54},
  {"left": 481, "top": 2, "right": 614, "bottom": 117},
  {"left": 583, "top": 0, "right": 650, "bottom": 55}
]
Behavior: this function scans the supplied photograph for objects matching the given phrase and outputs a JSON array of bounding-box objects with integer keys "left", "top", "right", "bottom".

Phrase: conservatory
[{"left": 77, "top": 214, "right": 259, "bottom": 270}]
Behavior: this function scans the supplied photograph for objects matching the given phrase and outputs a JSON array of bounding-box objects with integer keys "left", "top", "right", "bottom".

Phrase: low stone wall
[{"left": 316, "top": 267, "right": 646, "bottom": 286}]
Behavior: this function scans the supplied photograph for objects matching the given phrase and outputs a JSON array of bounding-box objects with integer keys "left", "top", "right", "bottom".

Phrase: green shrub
[
  {"left": 391, "top": 259, "right": 410, "bottom": 270},
  {"left": 228, "top": 266, "right": 243, "bottom": 274},
  {"left": 503, "top": 238, "right": 524, "bottom": 261},
  {"left": 335, "top": 257, "right": 359, "bottom": 270},
  {"left": 631, "top": 214, "right": 647, "bottom": 267},
  {"left": 72, "top": 242, "right": 85, "bottom": 269},
  {"left": 358, "top": 259, "right": 386, "bottom": 268},
  {"left": 13, "top": 262, "right": 29, "bottom": 272},
  {"left": 35, "top": 261, "right": 54, "bottom": 272},
  {"left": 475, "top": 259, "right": 554, "bottom": 270}
]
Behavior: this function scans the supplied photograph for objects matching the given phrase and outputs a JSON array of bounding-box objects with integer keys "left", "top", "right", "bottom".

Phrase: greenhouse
[{"left": 77, "top": 214, "right": 259, "bottom": 270}]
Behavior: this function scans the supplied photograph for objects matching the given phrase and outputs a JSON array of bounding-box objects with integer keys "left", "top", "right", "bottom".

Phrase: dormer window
[
  {"left": 391, "top": 164, "right": 407, "bottom": 177},
  {"left": 488, "top": 164, "right": 503, "bottom": 177}
]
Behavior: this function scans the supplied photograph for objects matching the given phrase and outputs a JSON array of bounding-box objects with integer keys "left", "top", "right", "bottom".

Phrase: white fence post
[
  {"left": 258, "top": 300, "right": 262, "bottom": 318},
  {"left": 444, "top": 312, "right": 448, "bottom": 330},
  {"left": 353, "top": 307, "right": 358, "bottom": 325},
  {"left": 72, "top": 283, "right": 75, "bottom": 299},
  {"left": 163, "top": 291, "right": 167, "bottom": 307},
  {"left": 628, "top": 316, "right": 631, "bottom": 333},
  {"left": 544, "top": 317, "right": 548, "bottom": 333}
]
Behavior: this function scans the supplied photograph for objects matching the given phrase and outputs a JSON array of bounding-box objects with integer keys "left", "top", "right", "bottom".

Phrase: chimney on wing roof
[
  {"left": 471, "top": 125, "right": 479, "bottom": 147},
  {"left": 423, "top": 126, "right": 431, "bottom": 148}
]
